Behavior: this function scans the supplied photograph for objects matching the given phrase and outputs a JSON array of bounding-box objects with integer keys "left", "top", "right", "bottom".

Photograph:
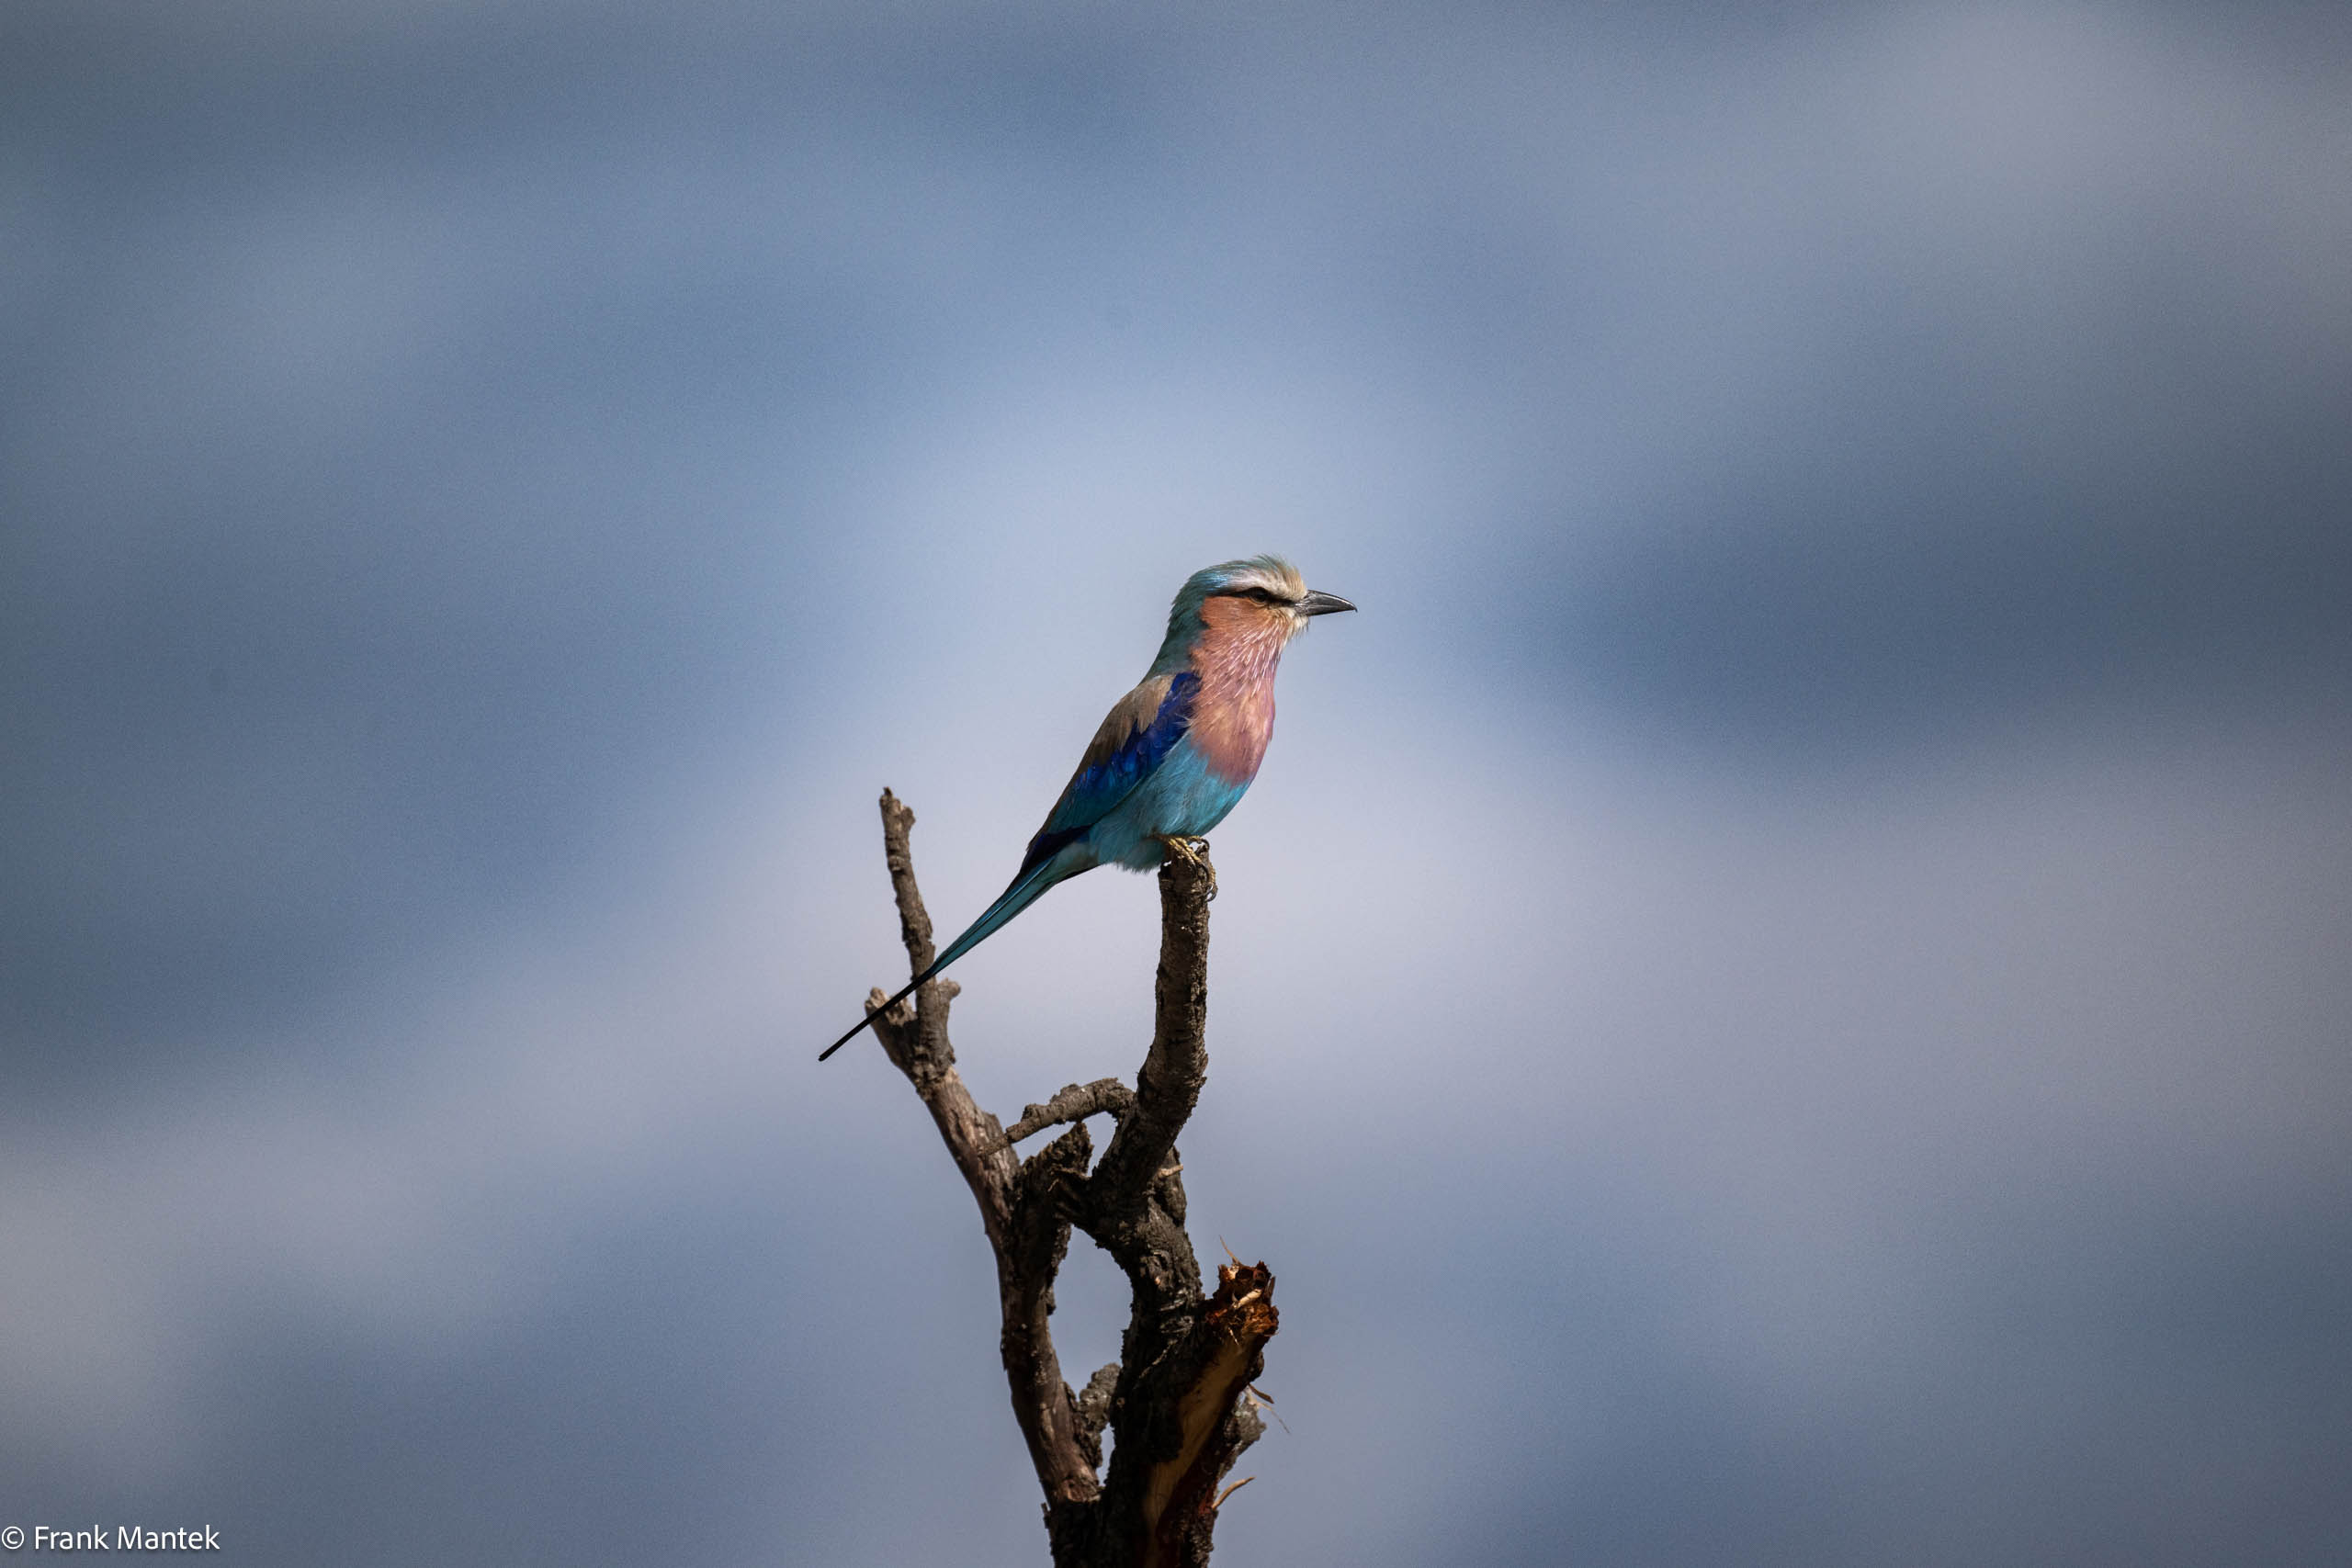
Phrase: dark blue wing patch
[{"left": 1019, "top": 671, "right": 1199, "bottom": 874}]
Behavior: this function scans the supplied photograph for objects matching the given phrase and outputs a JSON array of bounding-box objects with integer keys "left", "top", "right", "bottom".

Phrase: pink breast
[
  {"left": 1187, "top": 611, "right": 1285, "bottom": 782},
  {"left": 1191, "top": 682, "right": 1275, "bottom": 782}
]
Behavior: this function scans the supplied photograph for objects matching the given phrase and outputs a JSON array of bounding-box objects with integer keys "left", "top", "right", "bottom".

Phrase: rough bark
[{"left": 848, "top": 789, "right": 1277, "bottom": 1567}]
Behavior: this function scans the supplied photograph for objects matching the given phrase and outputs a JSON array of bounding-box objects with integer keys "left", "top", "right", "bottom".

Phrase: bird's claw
[{"left": 1154, "top": 835, "right": 1217, "bottom": 900}]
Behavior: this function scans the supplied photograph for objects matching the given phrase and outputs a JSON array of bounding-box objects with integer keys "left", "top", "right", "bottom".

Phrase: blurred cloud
[{"left": 3, "top": 1, "right": 2347, "bottom": 1562}]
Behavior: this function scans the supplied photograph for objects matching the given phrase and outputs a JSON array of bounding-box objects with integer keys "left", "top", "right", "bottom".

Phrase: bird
[{"left": 820, "top": 555, "right": 1354, "bottom": 1061}]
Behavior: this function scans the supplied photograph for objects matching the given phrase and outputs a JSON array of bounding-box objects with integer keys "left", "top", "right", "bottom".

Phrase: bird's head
[{"left": 1150, "top": 554, "right": 1355, "bottom": 671}]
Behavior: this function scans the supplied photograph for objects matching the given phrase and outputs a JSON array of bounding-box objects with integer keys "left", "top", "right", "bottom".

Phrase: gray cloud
[{"left": 3, "top": 1, "right": 2346, "bottom": 1562}]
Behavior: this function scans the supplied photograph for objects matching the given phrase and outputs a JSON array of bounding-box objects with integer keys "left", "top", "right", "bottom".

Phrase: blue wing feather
[
  {"left": 1019, "top": 671, "right": 1198, "bottom": 874},
  {"left": 818, "top": 671, "right": 1203, "bottom": 1061}
]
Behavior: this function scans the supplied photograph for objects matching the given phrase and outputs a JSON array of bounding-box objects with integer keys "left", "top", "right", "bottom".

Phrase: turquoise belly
[{"left": 1088, "top": 738, "right": 1253, "bottom": 871}]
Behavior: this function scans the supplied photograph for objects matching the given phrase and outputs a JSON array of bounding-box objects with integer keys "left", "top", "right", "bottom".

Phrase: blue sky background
[{"left": 4, "top": 2, "right": 2347, "bottom": 1562}]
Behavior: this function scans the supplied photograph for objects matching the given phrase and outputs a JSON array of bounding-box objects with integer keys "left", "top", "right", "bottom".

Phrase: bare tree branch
[
  {"left": 1089, "top": 852, "right": 1213, "bottom": 1205},
  {"left": 862, "top": 790, "right": 1098, "bottom": 1513},
  {"left": 996, "top": 1077, "right": 1137, "bottom": 1151},
  {"left": 846, "top": 789, "right": 1276, "bottom": 1567}
]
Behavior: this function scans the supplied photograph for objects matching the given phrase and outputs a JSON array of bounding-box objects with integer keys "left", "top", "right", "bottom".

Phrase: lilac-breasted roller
[{"left": 820, "top": 555, "right": 1354, "bottom": 1060}]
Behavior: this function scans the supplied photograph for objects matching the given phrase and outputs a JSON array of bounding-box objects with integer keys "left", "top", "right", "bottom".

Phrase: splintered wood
[{"left": 1139, "top": 1261, "right": 1280, "bottom": 1568}]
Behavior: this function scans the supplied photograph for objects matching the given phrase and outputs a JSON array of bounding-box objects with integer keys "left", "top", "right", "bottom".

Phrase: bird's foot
[{"left": 1153, "top": 835, "right": 1217, "bottom": 900}]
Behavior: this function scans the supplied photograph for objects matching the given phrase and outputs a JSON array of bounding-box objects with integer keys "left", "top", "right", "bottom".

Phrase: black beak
[{"left": 1297, "top": 589, "right": 1356, "bottom": 617}]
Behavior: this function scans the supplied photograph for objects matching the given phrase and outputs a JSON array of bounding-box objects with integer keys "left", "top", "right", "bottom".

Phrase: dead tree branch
[
  {"left": 996, "top": 1077, "right": 1138, "bottom": 1151},
  {"left": 847, "top": 788, "right": 1277, "bottom": 1567}
]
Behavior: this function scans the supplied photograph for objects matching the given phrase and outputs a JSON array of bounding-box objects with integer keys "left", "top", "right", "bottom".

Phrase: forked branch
[{"left": 849, "top": 789, "right": 1276, "bottom": 1567}]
